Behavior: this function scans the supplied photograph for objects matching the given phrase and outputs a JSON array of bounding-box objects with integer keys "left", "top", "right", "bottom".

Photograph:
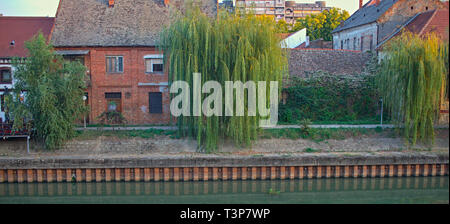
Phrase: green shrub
[
  {"left": 97, "top": 111, "right": 127, "bottom": 125},
  {"left": 280, "top": 71, "right": 387, "bottom": 124}
]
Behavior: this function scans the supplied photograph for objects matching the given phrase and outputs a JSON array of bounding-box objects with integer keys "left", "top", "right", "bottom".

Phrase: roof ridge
[{"left": 0, "top": 16, "right": 55, "bottom": 19}]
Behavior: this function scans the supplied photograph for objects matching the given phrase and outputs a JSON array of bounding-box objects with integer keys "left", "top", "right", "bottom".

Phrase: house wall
[
  {"left": 333, "top": 0, "right": 446, "bottom": 52},
  {"left": 377, "top": 0, "right": 446, "bottom": 43},
  {"left": 0, "top": 63, "right": 14, "bottom": 122},
  {"left": 332, "top": 22, "right": 378, "bottom": 52},
  {"left": 56, "top": 46, "right": 171, "bottom": 125}
]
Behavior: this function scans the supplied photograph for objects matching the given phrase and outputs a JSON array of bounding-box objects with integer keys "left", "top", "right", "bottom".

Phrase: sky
[{"left": 0, "top": 0, "right": 371, "bottom": 17}]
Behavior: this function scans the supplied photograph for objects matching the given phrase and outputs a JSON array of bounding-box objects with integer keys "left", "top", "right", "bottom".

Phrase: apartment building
[{"left": 235, "top": 0, "right": 331, "bottom": 23}]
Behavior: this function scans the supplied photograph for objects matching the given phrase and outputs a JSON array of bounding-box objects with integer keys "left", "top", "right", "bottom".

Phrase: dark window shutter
[
  {"left": 105, "top": 92, "right": 122, "bottom": 99},
  {"left": 149, "top": 92, "right": 162, "bottom": 114}
]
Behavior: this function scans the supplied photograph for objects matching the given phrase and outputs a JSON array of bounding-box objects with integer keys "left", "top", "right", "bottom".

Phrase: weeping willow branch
[
  {"left": 377, "top": 32, "right": 448, "bottom": 145},
  {"left": 160, "top": 6, "right": 288, "bottom": 152}
]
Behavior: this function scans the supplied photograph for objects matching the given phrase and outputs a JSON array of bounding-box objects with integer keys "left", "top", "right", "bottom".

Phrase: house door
[{"left": 84, "top": 92, "right": 89, "bottom": 124}]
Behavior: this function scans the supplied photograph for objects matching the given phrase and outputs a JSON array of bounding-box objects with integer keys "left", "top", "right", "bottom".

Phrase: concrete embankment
[{"left": 0, "top": 152, "right": 448, "bottom": 183}]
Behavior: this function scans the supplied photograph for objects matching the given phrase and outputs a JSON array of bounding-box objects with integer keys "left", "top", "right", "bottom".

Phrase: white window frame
[{"left": 144, "top": 54, "right": 164, "bottom": 74}]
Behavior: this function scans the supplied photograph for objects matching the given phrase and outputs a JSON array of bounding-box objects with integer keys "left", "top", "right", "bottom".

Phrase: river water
[{"left": 0, "top": 177, "right": 447, "bottom": 204}]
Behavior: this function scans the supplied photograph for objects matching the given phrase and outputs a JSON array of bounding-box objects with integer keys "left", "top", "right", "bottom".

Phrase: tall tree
[
  {"left": 377, "top": 32, "right": 448, "bottom": 145},
  {"left": 160, "top": 7, "right": 288, "bottom": 152},
  {"left": 6, "top": 33, "right": 88, "bottom": 149},
  {"left": 292, "top": 8, "right": 349, "bottom": 41}
]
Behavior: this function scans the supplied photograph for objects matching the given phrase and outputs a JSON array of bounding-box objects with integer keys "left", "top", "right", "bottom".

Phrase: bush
[
  {"left": 279, "top": 71, "right": 385, "bottom": 123},
  {"left": 97, "top": 111, "right": 127, "bottom": 125}
]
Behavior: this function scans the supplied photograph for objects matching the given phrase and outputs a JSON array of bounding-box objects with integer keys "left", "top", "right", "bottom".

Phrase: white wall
[
  {"left": 332, "top": 22, "right": 378, "bottom": 52},
  {"left": 1, "top": 64, "right": 14, "bottom": 122},
  {"left": 280, "top": 28, "right": 307, "bottom": 49}
]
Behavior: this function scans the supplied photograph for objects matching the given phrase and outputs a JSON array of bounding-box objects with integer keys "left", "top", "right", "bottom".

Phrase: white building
[
  {"left": 331, "top": 0, "right": 447, "bottom": 52},
  {"left": 280, "top": 28, "right": 308, "bottom": 49}
]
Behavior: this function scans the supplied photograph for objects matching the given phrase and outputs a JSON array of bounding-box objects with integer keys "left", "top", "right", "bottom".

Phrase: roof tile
[{"left": 0, "top": 17, "right": 54, "bottom": 58}]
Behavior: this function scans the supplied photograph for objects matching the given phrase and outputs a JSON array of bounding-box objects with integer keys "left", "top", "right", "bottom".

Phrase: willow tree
[
  {"left": 378, "top": 32, "right": 448, "bottom": 145},
  {"left": 160, "top": 7, "right": 288, "bottom": 152}
]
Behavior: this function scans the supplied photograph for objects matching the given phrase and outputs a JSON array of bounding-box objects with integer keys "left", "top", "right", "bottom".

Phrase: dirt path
[{"left": 1, "top": 134, "right": 448, "bottom": 158}]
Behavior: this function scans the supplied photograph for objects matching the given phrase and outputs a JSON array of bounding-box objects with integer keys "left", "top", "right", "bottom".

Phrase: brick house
[
  {"left": 331, "top": 0, "right": 447, "bottom": 52},
  {"left": 51, "top": 0, "right": 217, "bottom": 125},
  {"left": 0, "top": 16, "right": 54, "bottom": 123}
]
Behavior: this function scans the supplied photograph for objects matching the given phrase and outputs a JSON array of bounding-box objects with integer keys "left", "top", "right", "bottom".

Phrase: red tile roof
[
  {"left": 0, "top": 17, "right": 55, "bottom": 58},
  {"left": 377, "top": 9, "right": 449, "bottom": 50},
  {"left": 278, "top": 33, "right": 293, "bottom": 40},
  {"left": 403, "top": 9, "right": 449, "bottom": 40}
]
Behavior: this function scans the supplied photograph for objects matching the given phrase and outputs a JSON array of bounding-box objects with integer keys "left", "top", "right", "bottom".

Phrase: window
[
  {"left": 149, "top": 92, "right": 162, "bottom": 114},
  {"left": 0, "top": 68, "right": 12, "bottom": 83},
  {"left": 145, "top": 58, "right": 164, "bottom": 73},
  {"left": 144, "top": 55, "right": 164, "bottom": 74},
  {"left": 340, "top": 40, "right": 343, "bottom": 49},
  {"left": 105, "top": 92, "right": 122, "bottom": 112},
  {"left": 361, "top": 36, "right": 364, "bottom": 51},
  {"left": 106, "top": 56, "right": 123, "bottom": 73},
  {"left": 353, "top": 37, "right": 357, "bottom": 50},
  {"left": 63, "top": 55, "right": 85, "bottom": 65}
]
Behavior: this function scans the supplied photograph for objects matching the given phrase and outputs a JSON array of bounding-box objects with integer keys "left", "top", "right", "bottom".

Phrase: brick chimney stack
[
  {"left": 108, "top": 0, "right": 114, "bottom": 7},
  {"left": 359, "top": 0, "right": 363, "bottom": 9}
]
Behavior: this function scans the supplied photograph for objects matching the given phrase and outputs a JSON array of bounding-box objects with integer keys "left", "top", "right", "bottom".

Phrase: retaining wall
[{"left": 0, "top": 154, "right": 447, "bottom": 183}]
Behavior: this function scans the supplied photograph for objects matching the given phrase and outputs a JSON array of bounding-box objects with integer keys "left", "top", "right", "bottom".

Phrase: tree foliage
[
  {"left": 275, "top": 19, "right": 292, "bottom": 33},
  {"left": 292, "top": 8, "right": 349, "bottom": 41},
  {"left": 5, "top": 33, "right": 88, "bottom": 149},
  {"left": 377, "top": 32, "right": 448, "bottom": 145},
  {"left": 280, "top": 71, "right": 381, "bottom": 123},
  {"left": 160, "top": 6, "right": 288, "bottom": 152}
]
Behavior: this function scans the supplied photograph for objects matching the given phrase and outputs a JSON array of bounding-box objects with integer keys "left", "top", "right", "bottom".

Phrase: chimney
[
  {"left": 359, "top": 0, "right": 363, "bottom": 9},
  {"left": 108, "top": 0, "right": 114, "bottom": 7},
  {"left": 164, "top": 0, "right": 170, "bottom": 6}
]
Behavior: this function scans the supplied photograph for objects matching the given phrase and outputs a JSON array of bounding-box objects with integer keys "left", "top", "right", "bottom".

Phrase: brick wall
[
  {"left": 57, "top": 46, "right": 171, "bottom": 125},
  {"left": 288, "top": 49, "right": 372, "bottom": 79}
]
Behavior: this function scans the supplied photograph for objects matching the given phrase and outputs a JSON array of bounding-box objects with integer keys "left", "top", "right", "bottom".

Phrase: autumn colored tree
[
  {"left": 292, "top": 8, "right": 349, "bottom": 41},
  {"left": 275, "top": 19, "right": 292, "bottom": 33}
]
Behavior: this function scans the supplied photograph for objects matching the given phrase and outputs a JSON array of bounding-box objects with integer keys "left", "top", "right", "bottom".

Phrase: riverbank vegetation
[
  {"left": 73, "top": 127, "right": 396, "bottom": 142},
  {"left": 5, "top": 33, "right": 88, "bottom": 150},
  {"left": 378, "top": 32, "right": 448, "bottom": 145},
  {"left": 160, "top": 6, "right": 288, "bottom": 152},
  {"left": 279, "top": 71, "right": 385, "bottom": 124}
]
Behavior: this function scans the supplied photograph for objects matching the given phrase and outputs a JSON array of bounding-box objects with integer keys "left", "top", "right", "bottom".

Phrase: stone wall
[{"left": 288, "top": 49, "right": 372, "bottom": 79}]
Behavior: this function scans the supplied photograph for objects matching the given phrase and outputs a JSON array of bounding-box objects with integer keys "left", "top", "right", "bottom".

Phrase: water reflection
[{"left": 0, "top": 177, "right": 448, "bottom": 204}]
